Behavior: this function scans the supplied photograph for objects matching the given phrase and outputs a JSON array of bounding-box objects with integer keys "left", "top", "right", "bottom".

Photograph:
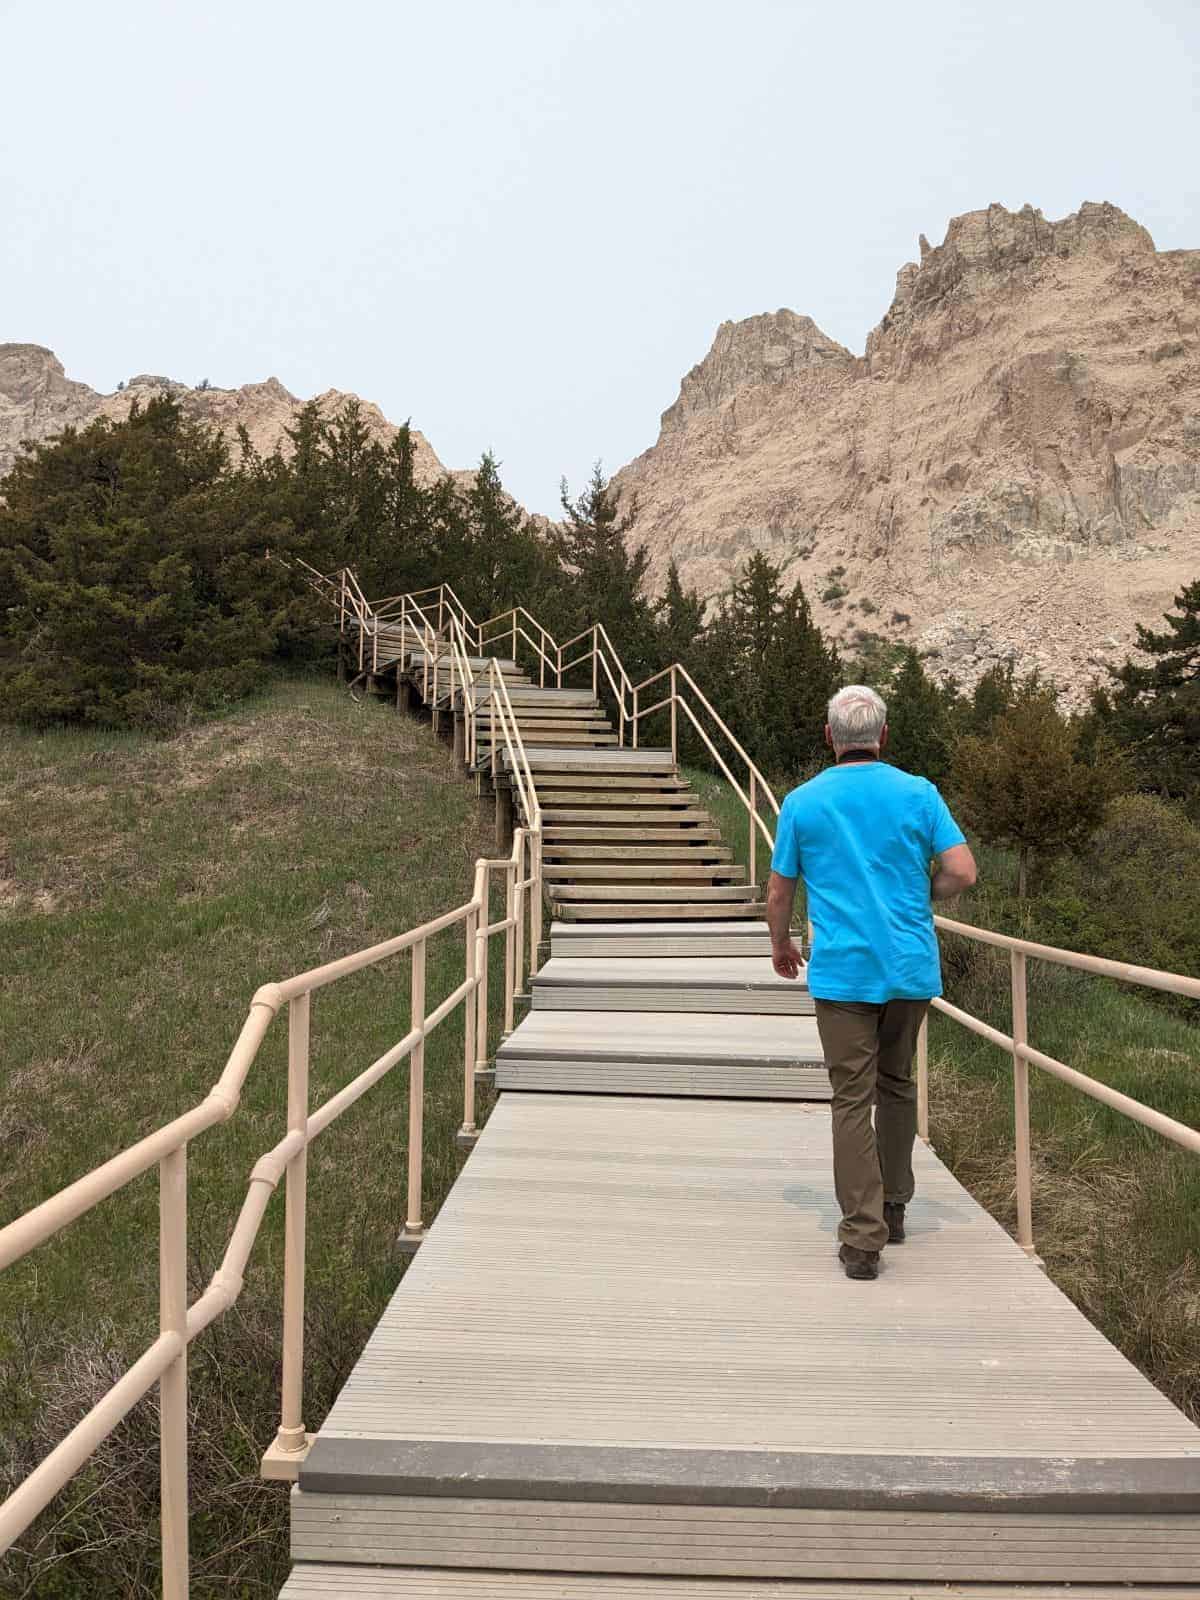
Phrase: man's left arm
[{"left": 767, "top": 871, "right": 803, "bottom": 979}]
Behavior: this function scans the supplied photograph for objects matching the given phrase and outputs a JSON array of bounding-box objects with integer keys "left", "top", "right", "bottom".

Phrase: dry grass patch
[{"left": 0, "top": 675, "right": 503, "bottom": 1597}]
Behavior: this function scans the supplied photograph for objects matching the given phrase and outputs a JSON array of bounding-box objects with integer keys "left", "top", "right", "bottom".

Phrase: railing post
[
  {"left": 749, "top": 772, "right": 757, "bottom": 888},
  {"left": 557, "top": 642, "right": 563, "bottom": 688},
  {"left": 591, "top": 626, "right": 598, "bottom": 698},
  {"left": 503, "top": 862, "right": 516, "bottom": 1036},
  {"left": 670, "top": 666, "right": 677, "bottom": 765},
  {"left": 530, "top": 830, "right": 543, "bottom": 971},
  {"left": 514, "top": 833, "right": 527, "bottom": 1001},
  {"left": 511, "top": 612, "right": 517, "bottom": 663},
  {"left": 1011, "top": 950, "right": 1036, "bottom": 1257},
  {"left": 399, "top": 940, "right": 427, "bottom": 1249},
  {"left": 458, "top": 896, "right": 479, "bottom": 1146},
  {"left": 916, "top": 1013, "right": 930, "bottom": 1144},
  {"left": 476, "top": 865, "right": 491, "bottom": 1070},
  {"left": 272, "top": 991, "right": 310, "bottom": 1464},
  {"left": 159, "top": 1145, "right": 189, "bottom": 1600},
  {"left": 632, "top": 686, "right": 639, "bottom": 749}
]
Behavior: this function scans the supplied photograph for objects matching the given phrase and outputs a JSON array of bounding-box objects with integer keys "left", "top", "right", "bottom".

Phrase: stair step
[
  {"left": 549, "top": 883, "right": 758, "bottom": 902},
  {"left": 282, "top": 1569, "right": 1143, "bottom": 1598},
  {"left": 542, "top": 864, "right": 748, "bottom": 882},
  {"left": 532, "top": 774, "right": 689, "bottom": 790},
  {"left": 542, "top": 844, "right": 733, "bottom": 861},
  {"left": 465, "top": 687, "right": 597, "bottom": 705},
  {"left": 495, "top": 1007, "right": 828, "bottom": 1098},
  {"left": 531, "top": 955, "right": 814, "bottom": 1014},
  {"left": 556, "top": 901, "right": 767, "bottom": 920},
  {"left": 534, "top": 789, "right": 699, "bottom": 805},
  {"left": 542, "top": 825, "right": 723, "bottom": 843},
  {"left": 478, "top": 733, "right": 620, "bottom": 747},
  {"left": 541, "top": 808, "right": 712, "bottom": 825},
  {"left": 517, "top": 751, "right": 676, "bottom": 772},
  {"left": 550, "top": 918, "right": 773, "bottom": 956}
]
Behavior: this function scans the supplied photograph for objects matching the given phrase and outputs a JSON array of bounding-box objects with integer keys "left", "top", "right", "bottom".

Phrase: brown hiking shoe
[
  {"left": 838, "top": 1244, "right": 880, "bottom": 1281},
  {"left": 884, "top": 1202, "right": 906, "bottom": 1244}
]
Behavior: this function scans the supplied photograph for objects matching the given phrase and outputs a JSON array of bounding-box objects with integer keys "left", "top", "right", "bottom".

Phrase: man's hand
[{"left": 771, "top": 939, "right": 804, "bottom": 980}]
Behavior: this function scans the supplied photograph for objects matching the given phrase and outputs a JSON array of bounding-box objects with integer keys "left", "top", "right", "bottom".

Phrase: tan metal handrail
[
  {"left": 0, "top": 825, "right": 538, "bottom": 1595},
  {"left": 916, "top": 916, "right": 1200, "bottom": 1259}
]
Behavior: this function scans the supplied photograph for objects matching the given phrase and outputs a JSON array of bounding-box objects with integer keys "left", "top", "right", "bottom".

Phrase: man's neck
[{"left": 835, "top": 747, "right": 880, "bottom": 764}]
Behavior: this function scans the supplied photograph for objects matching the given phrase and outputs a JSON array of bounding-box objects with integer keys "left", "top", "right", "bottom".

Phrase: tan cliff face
[
  {"left": 612, "top": 202, "right": 1200, "bottom": 699},
  {"left": 0, "top": 346, "right": 452, "bottom": 487}
]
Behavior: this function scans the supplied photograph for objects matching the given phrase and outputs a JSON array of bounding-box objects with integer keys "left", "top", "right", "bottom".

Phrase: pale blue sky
[{"left": 3, "top": 0, "right": 1197, "bottom": 513}]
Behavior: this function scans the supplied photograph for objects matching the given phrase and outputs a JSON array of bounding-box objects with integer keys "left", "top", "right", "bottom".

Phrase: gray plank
[{"left": 281, "top": 1566, "right": 1200, "bottom": 1598}]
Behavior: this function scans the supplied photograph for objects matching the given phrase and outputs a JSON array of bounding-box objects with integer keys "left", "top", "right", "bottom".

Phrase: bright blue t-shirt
[{"left": 770, "top": 761, "right": 966, "bottom": 1003}]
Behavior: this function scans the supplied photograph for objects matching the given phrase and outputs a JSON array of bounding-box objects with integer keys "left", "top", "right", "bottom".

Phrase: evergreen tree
[
  {"left": 1091, "top": 580, "right": 1200, "bottom": 812},
  {"left": 653, "top": 561, "right": 705, "bottom": 669},
  {"left": 0, "top": 397, "right": 280, "bottom": 728},
  {"left": 886, "top": 648, "right": 955, "bottom": 786},
  {"left": 553, "top": 465, "right": 653, "bottom": 669},
  {"left": 952, "top": 682, "right": 1124, "bottom": 896}
]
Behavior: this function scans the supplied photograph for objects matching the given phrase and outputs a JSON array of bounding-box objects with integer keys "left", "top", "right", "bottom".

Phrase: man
[{"left": 766, "top": 685, "right": 976, "bottom": 1281}]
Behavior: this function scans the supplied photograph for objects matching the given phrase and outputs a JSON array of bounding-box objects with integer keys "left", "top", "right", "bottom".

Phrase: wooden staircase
[{"left": 400, "top": 649, "right": 768, "bottom": 924}]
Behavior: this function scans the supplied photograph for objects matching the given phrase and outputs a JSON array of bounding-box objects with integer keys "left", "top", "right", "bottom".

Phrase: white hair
[{"left": 827, "top": 684, "right": 887, "bottom": 750}]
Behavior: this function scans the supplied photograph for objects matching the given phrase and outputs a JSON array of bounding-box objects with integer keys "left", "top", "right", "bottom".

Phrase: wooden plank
[
  {"left": 533, "top": 776, "right": 690, "bottom": 790},
  {"left": 543, "top": 846, "right": 733, "bottom": 861},
  {"left": 281, "top": 1565, "right": 1200, "bottom": 1599},
  {"left": 549, "top": 885, "right": 758, "bottom": 901},
  {"left": 543, "top": 828, "right": 723, "bottom": 843},
  {"left": 542, "top": 810, "right": 712, "bottom": 825},
  {"left": 531, "top": 956, "right": 813, "bottom": 1015},
  {"left": 293, "top": 1096, "right": 1200, "bottom": 1581},
  {"left": 536, "top": 791, "right": 702, "bottom": 806},
  {"left": 496, "top": 1009, "right": 823, "bottom": 1067},
  {"left": 542, "top": 865, "right": 748, "bottom": 882},
  {"left": 557, "top": 902, "right": 767, "bottom": 920},
  {"left": 549, "top": 921, "right": 773, "bottom": 956}
]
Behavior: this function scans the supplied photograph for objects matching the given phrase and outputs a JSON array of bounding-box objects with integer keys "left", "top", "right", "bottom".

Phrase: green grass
[{"left": 0, "top": 676, "right": 509, "bottom": 1598}]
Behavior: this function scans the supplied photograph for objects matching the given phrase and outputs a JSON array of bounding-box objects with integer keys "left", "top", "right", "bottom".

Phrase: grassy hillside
[
  {"left": 0, "top": 677, "right": 502, "bottom": 1598},
  {"left": 690, "top": 764, "right": 1200, "bottom": 1423}
]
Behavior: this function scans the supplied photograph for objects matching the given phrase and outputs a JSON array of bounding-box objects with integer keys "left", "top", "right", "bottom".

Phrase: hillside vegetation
[{"left": 0, "top": 677, "right": 500, "bottom": 1597}]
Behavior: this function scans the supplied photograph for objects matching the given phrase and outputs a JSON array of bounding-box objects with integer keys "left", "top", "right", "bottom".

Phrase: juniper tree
[
  {"left": 1089, "top": 580, "right": 1200, "bottom": 813},
  {"left": 952, "top": 682, "right": 1124, "bottom": 896}
]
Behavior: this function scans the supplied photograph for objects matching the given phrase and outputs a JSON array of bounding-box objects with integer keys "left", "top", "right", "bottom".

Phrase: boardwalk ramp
[{"left": 281, "top": 627, "right": 1200, "bottom": 1596}]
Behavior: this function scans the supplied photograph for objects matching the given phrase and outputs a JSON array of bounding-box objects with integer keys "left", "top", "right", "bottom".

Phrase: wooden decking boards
[
  {"left": 281, "top": 1574, "right": 1200, "bottom": 1599},
  {"left": 290, "top": 1095, "right": 1200, "bottom": 1582},
  {"left": 285, "top": 632, "right": 1200, "bottom": 1596}
]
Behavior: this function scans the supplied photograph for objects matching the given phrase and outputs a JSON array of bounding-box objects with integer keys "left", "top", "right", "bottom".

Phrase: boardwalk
[{"left": 277, "top": 621, "right": 1200, "bottom": 1596}]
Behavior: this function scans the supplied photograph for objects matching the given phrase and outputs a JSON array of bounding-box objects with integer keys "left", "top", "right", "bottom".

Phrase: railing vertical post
[
  {"left": 670, "top": 666, "right": 677, "bottom": 765},
  {"left": 749, "top": 772, "right": 757, "bottom": 888},
  {"left": 438, "top": 590, "right": 444, "bottom": 635},
  {"left": 460, "top": 894, "right": 479, "bottom": 1140},
  {"left": 557, "top": 642, "right": 563, "bottom": 688},
  {"left": 591, "top": 626, "right": 598, "bottom": 698},
  {"left": 1011, "top": 950, "right": 1036, "bottom": 1256},
  {"left": 503, "top": 862, "right": 516, "bottom": 1035},
  {"left": 403, "top": 940, "right": 427, "bottom": 1243},
  {"left": 539, "top": 629, "right": 546, "bottom": 687},
  {"left": 514, "top": 833, "right": 527, "bottom": 1001},
  {"left": 275, "top": 991, "right": 310, "bottom": 1459},
  {"left": 476, "top": 865, "right": 491, "bottom": 1070},
  {"left": 530, "top": 831, "right": 543, "bottom": 970},
  {"left": 511, "top": 612, "right": 517, "bottom": 664},
  {"left": 159, "top": 1145, "right": 189, "bottom": 1600},
  {"left": 916, "top": 1014, "right": 930, "bottom": 1143}
]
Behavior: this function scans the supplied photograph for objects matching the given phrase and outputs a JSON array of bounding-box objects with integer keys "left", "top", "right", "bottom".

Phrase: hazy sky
[{"left": 4, "top": 1, "right": 1198, "bottom": 513}]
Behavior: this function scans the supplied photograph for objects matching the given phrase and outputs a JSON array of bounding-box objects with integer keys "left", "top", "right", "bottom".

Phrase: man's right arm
[{"left": 931, "top": 843, "right": 977, "bottom": 901}]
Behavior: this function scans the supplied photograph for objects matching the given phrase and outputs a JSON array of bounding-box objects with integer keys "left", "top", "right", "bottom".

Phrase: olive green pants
[{"left": 813, "top": 999, "right": 930, "bottom": 1253}]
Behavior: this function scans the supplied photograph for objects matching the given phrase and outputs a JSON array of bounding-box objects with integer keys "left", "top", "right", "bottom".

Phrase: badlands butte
[{"left": 4, "top": 201, "right": 1198, "bottom": 694}]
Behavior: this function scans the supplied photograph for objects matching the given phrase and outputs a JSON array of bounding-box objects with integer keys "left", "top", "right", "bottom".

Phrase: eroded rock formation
[{"left": 613, "top": 202, "right": 1200, "bottom": 695}]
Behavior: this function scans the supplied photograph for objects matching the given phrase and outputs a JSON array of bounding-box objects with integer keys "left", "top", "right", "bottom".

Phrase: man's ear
[
  {"left": 879, "top": 724, "right": 889, "bottom": 752},
  {"left": 824, "top": 724, "right": 833, "bottom": 748}
]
